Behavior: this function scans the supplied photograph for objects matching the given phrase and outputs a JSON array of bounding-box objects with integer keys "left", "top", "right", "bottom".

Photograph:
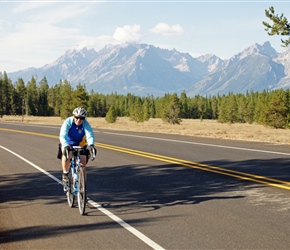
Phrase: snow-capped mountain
[
  {"left": 187, "top": 42, "right": 285, "bottom": 96},
  {"left": 7, "top": 41, "right": 290, "bottom": 97}
]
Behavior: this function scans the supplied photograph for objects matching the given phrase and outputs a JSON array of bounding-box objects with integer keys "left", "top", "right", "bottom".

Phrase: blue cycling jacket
[{"left": 59, "top": 116, "right": 94, "bottom": 151}]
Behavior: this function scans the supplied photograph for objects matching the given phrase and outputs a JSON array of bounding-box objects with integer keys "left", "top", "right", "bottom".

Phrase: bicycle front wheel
[
  {"left": 77, "top": 167, "right": 86, "bottom": 215},
  {"left": 66, "top": 171, "right": 75, "bottom": 208}
]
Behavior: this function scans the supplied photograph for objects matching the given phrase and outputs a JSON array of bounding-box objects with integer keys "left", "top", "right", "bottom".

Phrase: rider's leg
[
  {"left": 80, "top": 155, "right": 87, "bottom": 180},
  {"left": 62, "top": 152, "right": 72, "bottom": 173},
  {"left": 61, "top": 151, "right": 72, "bottom": 190}
]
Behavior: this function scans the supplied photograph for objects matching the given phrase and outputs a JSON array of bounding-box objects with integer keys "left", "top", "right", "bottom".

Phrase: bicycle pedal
[{"left": 63, "top": 184, "right": 69, "bottom": 192}]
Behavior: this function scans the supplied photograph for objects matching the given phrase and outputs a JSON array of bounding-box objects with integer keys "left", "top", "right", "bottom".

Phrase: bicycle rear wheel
[
  {"left": 66, "top": 171, "right": 75, "bottom": 207},
  {"left": 77, "top": 167, "right": 86, "bottom": 215}
]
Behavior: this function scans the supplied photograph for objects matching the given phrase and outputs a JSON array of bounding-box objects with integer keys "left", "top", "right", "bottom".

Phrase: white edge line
[
  {"left": 0, "top": 145, "right": 62, "bottom": 184},
  {"left": 0, "top": 145, "right": 165, "bottom": 250},
  {"left": 88, "top": 199, "right": 165, "bottom": 250}
]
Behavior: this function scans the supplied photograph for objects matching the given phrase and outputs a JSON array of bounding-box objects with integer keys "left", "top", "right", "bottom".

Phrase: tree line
[{"left": 1, "top": 71, "right": 290, "bottom": 129}]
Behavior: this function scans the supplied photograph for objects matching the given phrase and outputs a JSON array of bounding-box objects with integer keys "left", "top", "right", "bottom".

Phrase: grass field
[{"left": 2, "top": 115, "right": 290, "bottom": 145}]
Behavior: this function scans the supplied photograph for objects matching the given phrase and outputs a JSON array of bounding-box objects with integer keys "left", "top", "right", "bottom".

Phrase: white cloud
[
  {"left": 112, "top": 24, "right": 142, "bottom": 43},
  {"left": 12, "top": 2, "right": 52, "bottom": 13},
  {"left": 150, "top": 23, "right": 184, "bottom": 36},
  {"left": 0, "top": 3, "right": 99, "bottom": 71},
  {"left": 75, "top": 25, "right": 143, "bottom": 51},
  {"left": 13, "top": 3, "right": 90, "bottom": 25},
  {"left": 0, "top": 19, "right": 13, "bottom": 34},
  {"left": 75, "top": 35, "right": 118, "bottom": 51},
  {"left": 2, "top": 3, "right": 91, "bottom": 52},
  {"left": 33, "top": 5, "right": 89, "bottom": 25}
]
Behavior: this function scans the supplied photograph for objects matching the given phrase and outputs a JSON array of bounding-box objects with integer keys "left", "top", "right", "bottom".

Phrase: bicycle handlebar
[
  {"left": 68, "top": 146, "right": 96, "bottom": 161},
  {"left": 70, "top": 146, "right": 84, "bottom": 151}
]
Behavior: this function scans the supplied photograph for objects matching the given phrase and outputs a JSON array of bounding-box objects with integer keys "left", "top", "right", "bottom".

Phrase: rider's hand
[
  {"left": 63, "top": 146, "right": 70, "bottom": 162},
  {"left": 89, "top": 144, "right": 97, "bottom": 161}
]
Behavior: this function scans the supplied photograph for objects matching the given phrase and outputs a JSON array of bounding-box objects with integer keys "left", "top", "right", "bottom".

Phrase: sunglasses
[{"left": 74, "top": 116, "right": 85, "bottom": 120}]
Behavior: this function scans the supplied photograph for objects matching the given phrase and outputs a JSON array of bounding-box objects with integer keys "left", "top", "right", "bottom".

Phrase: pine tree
[
  {"left": 60, "top": 80, "right": 72, "bottom": 119},
  {"left": 197, "top": 95, "right": 205, "bottom": 120},
  {"left": 179, "top": 91, "right": 188, "bottom": 118},
  {"left": 26, "top": 76, "right": 38, "bottom": 115},
  {"left": 226, "top": 93, "right": 238, "bottom": 123},
  {"left": 15, "top": 78, "right": 26, "bottom": 116},
  {"left": 71, "top": 83, "right": 89, "bottom": 110},
  {"left": 245, "top": 90, "right": 256, "bottom": 124},
  {"left": 162, "top": 93, "right": 181, "bottom": 124},
  {"left": 148, "top": 95, "right": 156, "bottom": 118},
  {"left": 1, "top": 72, "right": 13, "bottom": 115},
  {"left": 188, "top": 96, "right": 198, "bottom": 119},
  {"left": 38, "top": 77, "right": 50, "bottom": 116},
  {"left": 265, "top": 89, "right": 288, "bottom": 128},
  {"left": 236, "top": 94, "right": 247, "bottom": 123},
  {"left": 50, "top": 82, "right": 63, "bottom": 116},
  {"left": 211, "top": 95, "right": 218, "bottom": 119},
  {"left": 263, "top": 6, "right": 290, "bottom": 47},
  {"left": 88, "top": 90, "right": 98, "bottom": 117},
  {"left": 105, "top": 104, "right": 117, "bottom": 123},
  {"left": 10, "top": 87, "right": 18, "bottom": 115},
  {"left": 217, "top": 95, "right": 228, "bottom": 123},
  {"left": 130, "top": 97, "right": 144, "bottom": 123},
  {"left": 142, "top": 97, "right": 150, "bottom": 121},
  {"left": 254, "top": 90, "right": 268, "bottom": 124}
]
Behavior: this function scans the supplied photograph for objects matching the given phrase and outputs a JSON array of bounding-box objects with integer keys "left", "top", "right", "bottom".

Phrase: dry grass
[{"left": 2, "top": 115, "right": 290, "bottom": 145}]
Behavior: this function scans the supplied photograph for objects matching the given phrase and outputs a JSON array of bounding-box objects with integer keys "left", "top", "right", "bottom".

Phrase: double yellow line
[
  {"left": 1, "top": 127, "right": 290, "bottom": 191},
  {"left": 96, "top": 142, "right": 290, "bottom": 191}
]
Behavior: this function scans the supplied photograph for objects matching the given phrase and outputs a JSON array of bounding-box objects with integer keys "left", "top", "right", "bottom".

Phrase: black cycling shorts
[{"left": 57, "top": 144, "right": 89, "bottom": 163}]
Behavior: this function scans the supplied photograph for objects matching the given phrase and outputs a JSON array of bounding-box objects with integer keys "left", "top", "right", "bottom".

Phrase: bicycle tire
[
  {"left": 77, "top": 167, "right": 86, "bottom": 215},
  {"left": 66, "top": 170, "right": 75, "bottom": 207}
]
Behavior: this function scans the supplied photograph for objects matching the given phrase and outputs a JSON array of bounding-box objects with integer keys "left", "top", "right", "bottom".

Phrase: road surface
[{"left": 1, "top": 122, "right": 290, "bottom": 249}]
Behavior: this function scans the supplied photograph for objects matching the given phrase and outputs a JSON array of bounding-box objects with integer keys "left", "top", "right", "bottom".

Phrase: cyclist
[{"left": 59, "top": 107, "right": 97, "bottom": 190}]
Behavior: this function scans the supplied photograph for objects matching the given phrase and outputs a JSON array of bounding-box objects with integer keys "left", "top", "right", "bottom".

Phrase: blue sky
[{"left": 1, "top": 1, "right": 290, "bottom": 72}]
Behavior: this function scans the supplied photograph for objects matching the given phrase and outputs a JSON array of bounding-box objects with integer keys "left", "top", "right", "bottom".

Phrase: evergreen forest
[{"left": 1, "top": 71, "right": 290, "bottom": 129}]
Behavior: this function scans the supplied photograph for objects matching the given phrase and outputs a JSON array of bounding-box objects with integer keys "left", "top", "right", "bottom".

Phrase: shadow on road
[
  {"left": 86, "top": 162, "right": 249, "bottom": 214},
  {"left": 1, "top": 156, "right": 290, "bottom": 244},
  {"left": 85, "top": 156, "right": 290, "bottom": 214}
]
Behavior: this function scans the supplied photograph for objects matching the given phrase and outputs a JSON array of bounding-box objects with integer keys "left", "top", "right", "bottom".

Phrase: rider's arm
[
  {"left": 59, "top": 117, "right": 74, "bottom": 151},
  {"left": 83, "top": 120, "right": 95, "bottom": 146}
]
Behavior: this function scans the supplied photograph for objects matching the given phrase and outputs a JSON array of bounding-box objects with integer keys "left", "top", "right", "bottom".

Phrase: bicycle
[{"left": 64, "top": 146, "right": 95, "bottom": 215}]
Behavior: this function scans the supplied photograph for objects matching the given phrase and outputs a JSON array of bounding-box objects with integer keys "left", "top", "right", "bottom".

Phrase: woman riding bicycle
[{"left": 59, "top": 107, "right": 97, "bottom": 189}]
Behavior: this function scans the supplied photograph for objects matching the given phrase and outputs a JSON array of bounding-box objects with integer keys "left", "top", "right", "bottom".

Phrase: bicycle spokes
[
  {"left": 77, "top": 167, "right": 86, "bottom": 215},
  {"left": 66, "top": 172, "right": 75, "bottom": 208}
]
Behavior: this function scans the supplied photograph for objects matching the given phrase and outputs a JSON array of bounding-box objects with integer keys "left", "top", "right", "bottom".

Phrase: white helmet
[{"left": 72, "top": 107, "right": 87, "bottom": 117}]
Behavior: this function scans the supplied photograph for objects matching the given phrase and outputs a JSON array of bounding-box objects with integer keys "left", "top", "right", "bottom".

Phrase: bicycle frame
[
  {"left": 70, "top": 149, "right": 80, "bottom": 196},
  {"left": 66, "top": 146, "right": 87, "bottom": 215}
]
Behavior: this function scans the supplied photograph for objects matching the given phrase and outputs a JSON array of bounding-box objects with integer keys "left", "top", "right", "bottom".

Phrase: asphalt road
[{"left": 1, "top": 122, "right": 290, "bottom": 249}]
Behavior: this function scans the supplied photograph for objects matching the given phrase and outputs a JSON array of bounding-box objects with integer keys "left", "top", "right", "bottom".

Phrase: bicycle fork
[
  {"left": 73, "top": 171, "right": 78, "bottom": 196},
  {"left": 72, "top": 158, "right": 82, "bottom": 196}
]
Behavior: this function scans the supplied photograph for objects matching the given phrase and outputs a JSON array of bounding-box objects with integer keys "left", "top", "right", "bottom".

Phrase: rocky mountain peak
[
  {"left": 6, "top": 41, "right": 290, "bottom": 97},
  {"left": 239, "top": 41, "right": 277, "bottom": 59}
]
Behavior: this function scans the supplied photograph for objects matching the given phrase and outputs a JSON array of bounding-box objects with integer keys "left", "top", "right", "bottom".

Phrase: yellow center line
[
  {"left": 1, "top": 127, "right": 290, "bottom": 190},
  {"left": 95, "top": 142, "right": 290, "bottom": 190}
]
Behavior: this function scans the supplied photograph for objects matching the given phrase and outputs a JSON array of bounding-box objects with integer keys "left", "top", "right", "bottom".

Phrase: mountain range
[{"left": 7, "top": 41, "right": 290, "bottom": 97}]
